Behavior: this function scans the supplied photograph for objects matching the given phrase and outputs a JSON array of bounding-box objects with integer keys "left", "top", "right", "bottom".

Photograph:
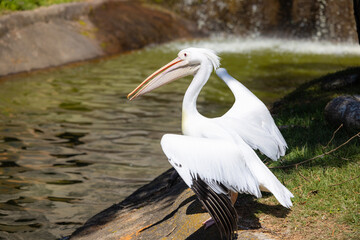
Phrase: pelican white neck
[{"left": 182, "top": 59, "right": 213, "bottom": 129}]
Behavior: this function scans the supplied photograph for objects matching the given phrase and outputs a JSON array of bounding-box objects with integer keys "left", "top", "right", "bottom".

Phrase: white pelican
[{"left": 128, "top": 48, "right": 294, "bottom": 240}]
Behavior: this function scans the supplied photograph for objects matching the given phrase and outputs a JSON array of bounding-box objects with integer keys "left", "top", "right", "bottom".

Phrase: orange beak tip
[{"left": 127, "top": 93, "right": 135, "bottom": 100}]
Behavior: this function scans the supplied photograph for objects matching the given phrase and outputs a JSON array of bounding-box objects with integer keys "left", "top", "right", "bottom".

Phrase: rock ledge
[
  {"left": 69, "top": 169, "right": 277, "bottom": 240},
  {"left": 0, "top": 0, "right": 199, "bottom": 78}
]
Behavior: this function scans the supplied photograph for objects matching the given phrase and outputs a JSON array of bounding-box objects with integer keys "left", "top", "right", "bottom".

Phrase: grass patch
[
  {"left": 0, "top": 0, "right": 80, "bottom": 13},
  {"left": 254, "top": 67, "right": 360, "bottom": 239}
]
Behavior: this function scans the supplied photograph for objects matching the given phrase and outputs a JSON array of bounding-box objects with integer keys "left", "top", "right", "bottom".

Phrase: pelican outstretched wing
[
  {"left": 216, "top": 68, "right": 287, "bottom": 160},
  {"left": 161, "top": 134, "right": 294, "bottom": 209}
]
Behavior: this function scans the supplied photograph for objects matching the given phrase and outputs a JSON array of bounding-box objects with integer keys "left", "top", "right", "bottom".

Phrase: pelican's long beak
[{"left": 127, "top": 57, "right": 199, "bottom": 100}]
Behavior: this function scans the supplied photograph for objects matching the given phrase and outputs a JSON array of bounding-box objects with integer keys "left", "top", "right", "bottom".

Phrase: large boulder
[{"left": 69, "top": 169, "right": 275, "bottom": 240}]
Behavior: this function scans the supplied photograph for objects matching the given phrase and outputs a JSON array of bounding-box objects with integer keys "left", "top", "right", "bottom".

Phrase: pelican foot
[{"left": 202, "top": 217, "right": 215, "bottom": 229}]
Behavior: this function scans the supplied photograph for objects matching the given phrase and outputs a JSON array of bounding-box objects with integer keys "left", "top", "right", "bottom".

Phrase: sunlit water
[{"left": 0, "top": 38, "right": 359, "bottom": 239}]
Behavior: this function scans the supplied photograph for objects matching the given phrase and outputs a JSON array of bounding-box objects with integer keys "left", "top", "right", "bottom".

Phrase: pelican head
[{"left": 127, "top": 48, "right": 220, "bottom": 100}]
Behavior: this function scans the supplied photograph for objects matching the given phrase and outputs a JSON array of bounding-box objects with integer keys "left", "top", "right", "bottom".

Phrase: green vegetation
[
  {"left": 256, "top": 67, "right": 360, "bottom": 239},
  {"left": 0, "top": 0, "right": 79, "bottom": 12}
]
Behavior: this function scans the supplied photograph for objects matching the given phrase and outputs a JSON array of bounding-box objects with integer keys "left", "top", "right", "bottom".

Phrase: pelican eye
[{"left": 184, "top": 53, "right": 187, "bottom": 57}]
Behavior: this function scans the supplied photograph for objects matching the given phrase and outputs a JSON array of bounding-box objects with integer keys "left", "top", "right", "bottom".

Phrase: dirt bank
[{"left": 0, "top": 0, "right": 199, "bottom": 78}]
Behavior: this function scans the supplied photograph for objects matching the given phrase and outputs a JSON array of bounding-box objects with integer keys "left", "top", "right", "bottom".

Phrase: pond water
[{"left": 0, "top": 37, "right": 359, "bottom": 239}]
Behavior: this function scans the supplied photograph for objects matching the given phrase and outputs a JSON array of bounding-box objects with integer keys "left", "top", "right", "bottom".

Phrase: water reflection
[{"left": 0, "top": 39, "right": 359, "bottom": 239}]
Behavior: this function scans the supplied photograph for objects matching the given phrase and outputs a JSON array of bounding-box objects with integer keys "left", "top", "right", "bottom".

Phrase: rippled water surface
[{"left": 0, "top": 38, "right": 359, "bottom": 239}]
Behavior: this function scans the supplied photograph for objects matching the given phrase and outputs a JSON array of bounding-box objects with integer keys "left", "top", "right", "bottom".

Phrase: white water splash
[{"left": 162, "top": 36, "right": 360, "bottom": 55}]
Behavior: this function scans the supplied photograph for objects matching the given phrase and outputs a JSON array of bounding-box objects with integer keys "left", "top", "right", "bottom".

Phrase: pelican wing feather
[
  {"left": 161, "top": 134, "right": 294, "bottom": 208},
  {"left": 161, "top": 134, "right": 261, "bottom": 197},
  {"left": 216, "top": 68, "right": 287, "bottom": 160}
]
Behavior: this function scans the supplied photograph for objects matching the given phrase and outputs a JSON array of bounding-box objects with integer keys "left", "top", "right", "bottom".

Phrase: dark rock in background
[
  {"left": 151, "top": 0, "right": 357, "bottom": 42},
  {"left": 325, "top": 95, "right": 360, "bottom": 130}
]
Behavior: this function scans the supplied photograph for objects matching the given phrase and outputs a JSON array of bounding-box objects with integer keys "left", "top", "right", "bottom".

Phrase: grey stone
[{"left": 325, "top": 95, "right": 360, "bottom": 130}]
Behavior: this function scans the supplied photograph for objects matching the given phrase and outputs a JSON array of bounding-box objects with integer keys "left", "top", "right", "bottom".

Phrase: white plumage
[
  {"left": 161, "top": 134, "right": 293, "bottom": 208},
  {"left": 216, "top": 68, "right": 287, "bottom": 161},
  {"left": 161, "top": 134, "right": 261, "bottom": 197},
  {"left": 128, "top": 47, "right": 294, "bottom": 239}
]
